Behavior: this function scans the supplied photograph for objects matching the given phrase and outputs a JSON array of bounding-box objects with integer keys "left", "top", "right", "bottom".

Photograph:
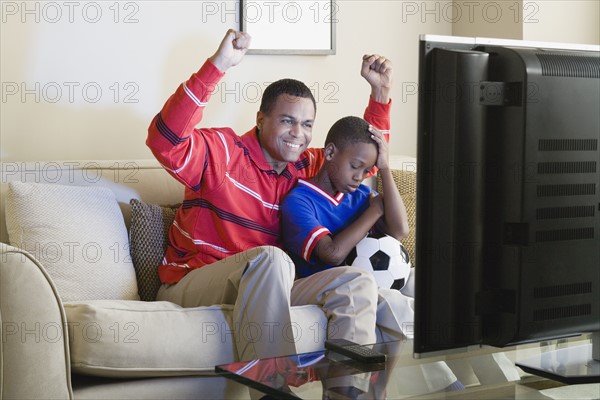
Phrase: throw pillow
[
  {"left": 129, "top": 199, "right": 178, "bottom": 301},
  {"left": 4, "top": 182, "right": 139, "bottom": 302}
]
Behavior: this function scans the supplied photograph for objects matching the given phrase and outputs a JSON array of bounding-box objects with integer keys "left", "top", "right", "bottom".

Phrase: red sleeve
[
  {"left": 364, "top": 96, "right": 391, "bottom": 136},
  {"left": 146, "top": 59, "right": 224, "bottom": 190},
  {"left": 364, "top": 97, "right": 392, "bottom": 178}
]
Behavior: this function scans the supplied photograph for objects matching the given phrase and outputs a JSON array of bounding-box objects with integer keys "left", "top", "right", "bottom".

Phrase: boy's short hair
[
  {"left": 259, "top": 79, "right": 316, "bottom": 115},
  {"left": 325, "top": 116, "right": 375, "bottom": 150}
]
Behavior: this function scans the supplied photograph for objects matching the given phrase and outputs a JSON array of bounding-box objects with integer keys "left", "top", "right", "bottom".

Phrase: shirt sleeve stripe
[
  {"left": 156, "top": 113, "right": 190, "bottom": 145},
  {"left": 158, "top": 135, "right": 195, "bottom": 175},
  {"left": 302, "top": 227, "right": 330, "bottom": 262},
  {"left": 217, "top": 131, "right": 230, "bottom": 165},
  {"left": 183, "top": 81, "right": 207, "bottom": 107}
]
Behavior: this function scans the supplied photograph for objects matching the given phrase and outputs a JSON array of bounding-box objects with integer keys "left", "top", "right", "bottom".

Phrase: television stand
[{"left": 516, "top": 332, "right": 600, "bottom": 384}]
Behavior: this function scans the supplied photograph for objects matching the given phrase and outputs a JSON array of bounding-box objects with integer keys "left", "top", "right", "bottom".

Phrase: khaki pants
[{"left": 157, "top": 246, "right": 412, "bottom": 362}]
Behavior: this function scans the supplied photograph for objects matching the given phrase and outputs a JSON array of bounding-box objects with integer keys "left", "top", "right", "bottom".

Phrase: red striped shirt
[{"left": 147, "top": 59, "right": 391, "bottom": 284}]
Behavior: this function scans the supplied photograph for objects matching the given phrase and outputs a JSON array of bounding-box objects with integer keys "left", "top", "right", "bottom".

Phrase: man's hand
[
  {"left": 369, "top": 125, "right": 390, "bottom": 171},
  {"left": 361, "top": 54, "right": 393, "bottom": 104},
  {"left": 209, "top": 29, "right": 252, "bottom": 72}
]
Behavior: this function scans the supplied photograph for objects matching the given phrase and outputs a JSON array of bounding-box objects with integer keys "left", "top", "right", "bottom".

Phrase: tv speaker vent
[
  {"left": 535, "top": 227, "right": 594, "bottom": 242},
  {"left": 537, "top": 183, "right": 596, "bottom": 197},
  {"left": 536, "top": 205, "right": 595, "bottom": 220},
  {"left": 534, "top": 282, "right": 592, "bottom": 299},
  {"left": 536, "top": 54, "right": 600, "bottom": 78},
  {"left": 534, "top": 304, "right": 591, "bottom": 321},
  {"left": 538, "top": 161, "right": 596, "bottom": 174},
  {"left": 538, "top": 139, "right": 598, "bottom": 151}
]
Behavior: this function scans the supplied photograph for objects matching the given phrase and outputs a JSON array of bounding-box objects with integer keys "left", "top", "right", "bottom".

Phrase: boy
[{"left": 282, "top": 116, "right": 414, "bottom": 339}]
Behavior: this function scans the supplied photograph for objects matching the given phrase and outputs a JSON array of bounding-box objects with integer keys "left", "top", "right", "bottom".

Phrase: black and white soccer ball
[{"left": 345, "top": 234, "right": 411, "bottom": 290}]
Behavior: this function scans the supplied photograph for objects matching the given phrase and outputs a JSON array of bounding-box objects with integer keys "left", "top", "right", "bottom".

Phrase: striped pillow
[{"left": 129, "top": 199, "right": 178, "bottom": 301}]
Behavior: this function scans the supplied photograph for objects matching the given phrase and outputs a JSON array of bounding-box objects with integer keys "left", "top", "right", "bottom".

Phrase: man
[{"left": 147, "top": 29, "right": 397, "bottom": 362}]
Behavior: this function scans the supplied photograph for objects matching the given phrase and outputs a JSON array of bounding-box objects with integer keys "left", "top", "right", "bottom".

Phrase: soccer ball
[{"left": 345, "top": 234, "right": 411, "bottom": 290}]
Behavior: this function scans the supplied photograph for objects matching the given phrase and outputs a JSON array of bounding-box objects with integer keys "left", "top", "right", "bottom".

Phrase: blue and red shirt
[{"left": 281, "top": 180, "right": 375, "bottom": 278}]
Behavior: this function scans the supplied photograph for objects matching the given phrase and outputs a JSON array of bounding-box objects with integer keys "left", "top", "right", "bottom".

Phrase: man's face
[
  {"left": 326, "top": 141, "right": 378, "bottom": 194},
  {"left": 256, "top": 94, "right": 315, "bottom": 170}
]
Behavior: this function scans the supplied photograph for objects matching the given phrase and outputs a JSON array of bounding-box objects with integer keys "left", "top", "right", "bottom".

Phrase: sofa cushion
[
  {"left": 64, "top": 300, "right": 236, "bottom": 378},
  {"left": 64, "top": 300, "right": 329, "bottom": 378},
  {"left": 129, "top": 199, "right": 178, "bottom": 301},
  {"left": 4, "top": 182, "right": 139, "bottom": 302}
]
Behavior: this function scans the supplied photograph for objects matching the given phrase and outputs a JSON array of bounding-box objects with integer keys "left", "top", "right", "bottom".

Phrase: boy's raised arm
[{"left": 371, "top": 126, "right": 409, "bottom": 239}]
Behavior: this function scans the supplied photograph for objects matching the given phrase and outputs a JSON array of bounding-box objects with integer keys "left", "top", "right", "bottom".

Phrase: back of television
[
  {"left": 414, "top": 35, "right": 600, "bottom": 384},
  {"left": 478, "top": 44, "right": 600, "bottom": 384}
]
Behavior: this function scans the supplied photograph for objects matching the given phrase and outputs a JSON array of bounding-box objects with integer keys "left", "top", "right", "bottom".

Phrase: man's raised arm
[
  {"left": 361, "top": 55, "right": 393, "bottom": 179},
  {"left": 146, "top": 30, "right": 251, "bottom": 188},
  {"left": 362, "top": 54, "right": 393, "bottom": 104},
  {"left": 361, "top": 54, "right": 393, "bottom": 137}
]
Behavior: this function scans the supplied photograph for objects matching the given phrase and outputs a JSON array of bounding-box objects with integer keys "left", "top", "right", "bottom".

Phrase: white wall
[
  {"left": 452, "top": 0, "right": 523, "bottom": 39},
  {"left": 1, "top": 0, "right": 451, "bottom": 161},
  {"left": 1, "top": 1, "right": 598, "bottom": 162},
  {"left": 523, "top": 0, "right": 600, "bottom": 44},
  {"left": 452, "top": 0, "right": 600, "bottom": 44}
]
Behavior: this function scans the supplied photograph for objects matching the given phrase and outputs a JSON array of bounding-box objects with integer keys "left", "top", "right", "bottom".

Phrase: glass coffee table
[{"left": 216, "top": 337, "right": 598, "bottom": 399}]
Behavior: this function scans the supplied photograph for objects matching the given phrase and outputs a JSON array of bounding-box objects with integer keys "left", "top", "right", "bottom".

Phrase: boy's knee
[
  {"left": 341, "top": 266, "right": 379, "bottom": 296},
  {"left": 345, "top": 266, "right": 377, "bottom": 283}
]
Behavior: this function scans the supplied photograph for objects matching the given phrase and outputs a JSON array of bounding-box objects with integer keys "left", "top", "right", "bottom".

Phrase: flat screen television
[{"left": 414, "top": 34, "right": 600, "bottom": 384}]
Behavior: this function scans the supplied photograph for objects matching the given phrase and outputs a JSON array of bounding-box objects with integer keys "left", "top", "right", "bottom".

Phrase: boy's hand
[
  {"left": 361, "top": 54, "right": 393, "bottom": 103},
  {"left": 369, "top": 125, "right": 390, "bottom": 170},
  {"left": 209, "top": 29, "right": 252, "bottom": 72}
]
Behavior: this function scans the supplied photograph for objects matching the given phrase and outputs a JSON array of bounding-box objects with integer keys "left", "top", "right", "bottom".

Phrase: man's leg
[
  {"left": 156, "top": 255, "right": 241, "bottom": 307},
  {"left": 291, "top": 267, "right": 379, "bottom": 345},
  {"left": 232, "top": 246, "right": 297, "bottom": 360},
  {"left": 157, "top": 246, "right": 297, "bottom": 361}
]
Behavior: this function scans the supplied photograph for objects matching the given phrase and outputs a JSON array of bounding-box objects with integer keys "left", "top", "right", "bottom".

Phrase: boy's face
[
  {"left": 256, "top": 95, "right": 315, "bottom": 170},
  {"left": 326, "top": 141, "right": 378, "bottom": 194}
]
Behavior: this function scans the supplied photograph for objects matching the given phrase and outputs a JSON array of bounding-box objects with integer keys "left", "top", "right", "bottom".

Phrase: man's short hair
[
  {"left": 325, "top": 116, "right": 375, "bottom": 150},
  {"left": 259, "top": 79, "right": 317, "bottom": 115}
]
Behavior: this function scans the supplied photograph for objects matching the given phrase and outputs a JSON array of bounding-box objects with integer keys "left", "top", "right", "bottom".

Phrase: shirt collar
[
  {"left": 297, "top": 179, "right": 345, "bottom": 206},
  {"left": 241, "top": 127, "right": 295, "bottom": 178}
]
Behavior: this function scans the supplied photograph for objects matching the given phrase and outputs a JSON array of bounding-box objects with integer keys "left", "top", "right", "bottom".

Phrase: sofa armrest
[{"left": 1, "top": 243, "right": 73, "bottom": 400}]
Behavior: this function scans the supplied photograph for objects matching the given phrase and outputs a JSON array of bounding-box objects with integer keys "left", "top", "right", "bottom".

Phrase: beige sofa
[{"left": 0, "top": 159, "right": 416, "bottom": 400}]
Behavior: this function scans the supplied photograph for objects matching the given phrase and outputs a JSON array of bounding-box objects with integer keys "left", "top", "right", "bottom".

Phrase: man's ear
[
  {"left": 325, "top": 143, "right": 336, "bottom": 160},
  {"left": 256, "top": 111, "right": 264, "bottom": 130}
]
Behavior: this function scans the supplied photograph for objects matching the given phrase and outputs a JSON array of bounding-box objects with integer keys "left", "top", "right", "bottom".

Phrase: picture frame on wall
[{"left": 240, "top": 0, "right": 336, "bottom": 55}]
